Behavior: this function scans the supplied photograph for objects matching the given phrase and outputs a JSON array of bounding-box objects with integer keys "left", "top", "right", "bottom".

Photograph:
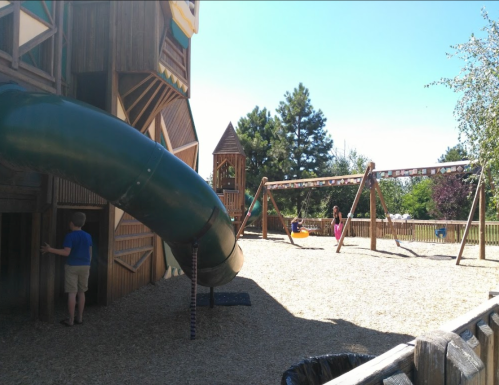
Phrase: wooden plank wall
[
  {"left": 70, "top": 1, "right": 110, "bottom": 73},
  {"left": 175, "top": 146, "right": 197, "bottom": 170},
  {"left": 160, "top": 27, "right": 189, "bottom": 86},
  {"left": 111, "top": 212, "right": 154, "bottom": 301},
  {"left": 115, "top": 1, "right": 158, "bottom": 72},
  {"left": 161, "top": 99, "right": 196, "bottom": 148},
  {"left": 57, "top": 179, "right": 106, "bottom": 206}
]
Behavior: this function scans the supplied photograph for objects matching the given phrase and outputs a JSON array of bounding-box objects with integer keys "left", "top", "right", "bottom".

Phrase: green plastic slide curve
[
  {"left": 244, "top": 193, "right": 262, "bottom": 224},
  {"left": 0, "top": 84, "right": 243, "bottom": 287}
]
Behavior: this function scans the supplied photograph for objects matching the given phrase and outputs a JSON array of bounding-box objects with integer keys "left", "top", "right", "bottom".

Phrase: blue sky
[{"left": 188, "top": 1, "right": 498, "bottom": 180}]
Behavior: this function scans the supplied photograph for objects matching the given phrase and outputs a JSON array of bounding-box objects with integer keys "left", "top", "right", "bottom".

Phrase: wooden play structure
[
  {"left": 240, "top": 160, "right": 490, "bottom": 263},
  {"left": 212, "top": 122, "right": 246, "bottom": 231},
  {"left": 0, "top": 1, "right": 200, "bottom": 321}
]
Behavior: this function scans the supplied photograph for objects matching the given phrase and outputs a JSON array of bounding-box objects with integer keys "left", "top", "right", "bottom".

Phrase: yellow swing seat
[{"left": 291, "top": 229, "right": 309, "bottom": 239}]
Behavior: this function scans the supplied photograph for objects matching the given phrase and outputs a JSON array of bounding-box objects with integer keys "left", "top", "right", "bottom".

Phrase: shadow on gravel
[{"left": 0, "top": 275, "right": 415, "bottom": 385}]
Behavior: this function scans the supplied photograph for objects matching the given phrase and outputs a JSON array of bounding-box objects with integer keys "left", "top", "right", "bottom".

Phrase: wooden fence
[
  {"left": 328, "top": 295, "right": 499, "bottom": 384},
  {"left": 250, "top": 216, "right": 499, "bottom": 245}
]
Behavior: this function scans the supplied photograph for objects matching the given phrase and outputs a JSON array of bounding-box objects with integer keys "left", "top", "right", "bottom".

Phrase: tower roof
[{"left": 212, "top": 122, "right": 246, "bottom": 156}]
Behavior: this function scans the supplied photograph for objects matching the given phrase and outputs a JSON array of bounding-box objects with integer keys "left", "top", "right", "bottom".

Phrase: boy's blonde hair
[{"left": 71, "top": 212, "right": 86, "bottom": 228}]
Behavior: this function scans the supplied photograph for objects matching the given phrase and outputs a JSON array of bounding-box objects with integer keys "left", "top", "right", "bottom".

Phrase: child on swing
[
  {"left": 291, "top": 217, "right": 317, "bottom": 234},
  {"left": 331, "top": 206, "right": 343, "bottom": 245}
]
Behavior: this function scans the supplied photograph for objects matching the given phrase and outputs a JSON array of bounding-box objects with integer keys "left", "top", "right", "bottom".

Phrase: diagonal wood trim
[
  {"left": 20, "top": 4, "right": 54, "bottom": 28},
  {"left": 18, "top": 60, "right": 55, "bottom": 82},
  {"left": 19, "top": 27, "right": 57, "bottom": 56},
  {"left": 131, "top": 81, "right": 163, "bottom": 127},
  {"left": 114, "top": 245, "right": 153, "bottom": 258},
  {"left": 125, "top": 78, "right": 158, "bottom": 114},
  {"left": 41, "top": 0, "right": 54, "bottom": 25},
  {"left": 114, "top": 249, "right": 153, "bottom": 273},
  {"left": 0, "top": 62, "right": 56, "bottom": 93},
  {"left": 173, "top": 141, "right": 197, "bottom": 154},
  {"left": 114, "top": 232, "right": 154, "bottom": 242},
  {"left": 121, "top": 74, "right": 154, "bottom": 99},
  {"left": 0, "top": 3, "right": 13, "bottom": 19}
]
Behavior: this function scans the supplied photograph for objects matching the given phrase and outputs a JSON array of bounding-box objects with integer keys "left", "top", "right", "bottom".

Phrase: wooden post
[
  {"left": 337, "top": 165, "right": 372, "bottom": 253},
  {"left": 476, "top": 320, "right": 494, "bottom": 385},
  {"left": 456, "top": 169, "right": 484, "bottom": 265},
  {"left": 267, "top": 190, "right": 294, "bottom": 245},
  {"left": 487, "top": 168, "right": 499, "bottom": 220},
  {"left": 106, "top": 0, "right": 117, "bottom": 116},
  {"left": 11, "top": 1, "right": 20, "bottom": 69},
  {"left": 262, "top": 186, "right": 268, "bottom": 239},
  {"left": 236, "top": 177, "right": 267, "bottom": 240},
  {"left": 369, "top": 162, "right": 376, "bottom": 251},
  {"left": 54, "top": 1, "right": 64, "bottom": 94},
  {"left": 374, "top": 180, "right": 400, "bottom": 247},
  {"left": 30, "top": 213, "right": 41, "bottom": 320},
  {"left": 415, "top": 330, "right": 485, "bottom": 385},
  {"left": 489, "top": 312, "right": 499, "bottom": 385},
  {"left": 479, "top": 182, "right": 486, "bottom": 260}
]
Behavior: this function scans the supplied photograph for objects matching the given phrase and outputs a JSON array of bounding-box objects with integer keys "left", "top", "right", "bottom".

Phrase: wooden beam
[
  {"left": 125, "top": 78, "right": 158, "bottom": 114},
  {"left": 114, "top": 249, "right": 153, "bottom": 273},
  {"left": 30, "top": 212, "right": 41, "bottom": 320},
  {"left": 0, "top": 2, "right": 14, "bottom": 19},
  {"left": 267, "top": 189, "right": 294, "bottom": 245},
  {"left": 120, "top": 73, "right": 153, "bottom": 99},
  {"left": 370, "top": 162, "right": 376, "bottom": 251},
  {"left": 262, "top": 188, "right": 268, "bottom": 239},
  {"left": 106, "top": 0, "right": 117, "bottom": 116},
  {"left": 41, "top": 0, "right": 55, "bottom": 25},
  {"left": 19, "top": 28, "right": 57, "bottom": 57},
  {"left": 337, "top": 164, "right": 372, "bottom": 253},
  {"left": 12, "top": 1, "right": 20, "bottom": 70},
  {"left": 54, "top": 1, "right": 64, "bottom": 94},
  {"left": 0, "top": 64, "right": 57, "bottom": 93},
  {"left": 479, "top": 180, "right": 486, "bottom": 260},
  {"left": 374, "top": 179, "right": 400, "bottom": 247},
  {"left": 266, "top": 173, "right": 364, "bottom": 188},
  {"left": 114, "top": 245, "right": 154, "bottom": 258},
  {"left": 236, "top": 177, "right": 267, "bottom": 240},
  {"left": 173, "top": 141, "right": 198, "bottom": 154},
  {"left": 456, "top": 169, "right": 484, "bottom": 265}
]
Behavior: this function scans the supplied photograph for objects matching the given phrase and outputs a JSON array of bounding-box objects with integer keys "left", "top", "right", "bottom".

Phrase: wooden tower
[
  {"left": 213, "top": 123, "right": 246, "bottom": 230},
  {"left": 0, "top": 1, "right": 200, "bottom": 322}
]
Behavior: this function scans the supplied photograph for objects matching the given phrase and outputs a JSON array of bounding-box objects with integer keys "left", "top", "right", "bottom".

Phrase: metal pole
[{"left": 190, "top": 241, "right": 198, "bottom": 340}]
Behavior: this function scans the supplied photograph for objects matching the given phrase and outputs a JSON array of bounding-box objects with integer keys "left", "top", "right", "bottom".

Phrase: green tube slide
[
  {"left": 0, "top": 84, "right": 243, "bottom": 287},
  {"left": 244, "top": 193, "right": 262, "bottom": 224}
]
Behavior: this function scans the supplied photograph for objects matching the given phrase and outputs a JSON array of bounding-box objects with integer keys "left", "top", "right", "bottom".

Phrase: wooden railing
[
  {"left": 218, "top": 190, "right": 242, "bottom": 217},
  {"left": 251, "top": 216, "right": 499, "bottom": 245},
  {"left": 328, "top": 295, "right": 499, "bottom": 384}
]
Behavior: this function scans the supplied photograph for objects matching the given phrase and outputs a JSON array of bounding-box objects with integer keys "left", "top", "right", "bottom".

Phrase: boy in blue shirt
[{"left": 41, "top": 212, "right": 92, "bottom": 326}]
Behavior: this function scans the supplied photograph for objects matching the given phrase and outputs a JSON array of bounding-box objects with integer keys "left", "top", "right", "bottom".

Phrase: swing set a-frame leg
[
  {"left": 267, "top": 189, "right": 294, "bottom": 245},
  {"left": 336, "top": 164, "right": 372, "bottom": 253},
  {"left": 236, "top": 177, "right": 267, "bottom": 240},
  {"left": 456, "top": 169, "right": 484, "bottom": 265}
]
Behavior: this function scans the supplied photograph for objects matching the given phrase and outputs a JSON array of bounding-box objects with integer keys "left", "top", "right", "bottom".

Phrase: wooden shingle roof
[{"left": 212, "top": 122, "right": 246, "bottom": 156}]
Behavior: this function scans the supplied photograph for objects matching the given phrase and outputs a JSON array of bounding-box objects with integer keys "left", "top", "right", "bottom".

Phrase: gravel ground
[{"left": 1, "top": 230, "right": 499, "bottom": 384}]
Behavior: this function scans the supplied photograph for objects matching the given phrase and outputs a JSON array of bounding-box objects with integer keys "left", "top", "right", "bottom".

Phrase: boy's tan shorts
[{"left": 65, "top": 265, "right": 90, "bottom": 293}]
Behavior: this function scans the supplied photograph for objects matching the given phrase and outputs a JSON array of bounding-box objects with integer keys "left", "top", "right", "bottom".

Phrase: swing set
[{"left": 238, "top": 160, "right": 490, "bottom": 264}]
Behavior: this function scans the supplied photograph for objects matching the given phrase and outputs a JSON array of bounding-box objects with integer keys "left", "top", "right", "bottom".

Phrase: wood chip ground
[{"left": 2, "top": 230, "right": 499, "bottom": 384}]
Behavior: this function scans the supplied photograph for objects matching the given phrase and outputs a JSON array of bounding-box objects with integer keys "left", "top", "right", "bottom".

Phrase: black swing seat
[{"left": 435, "top": 228, "right": 447, "bottom": 238}]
